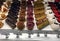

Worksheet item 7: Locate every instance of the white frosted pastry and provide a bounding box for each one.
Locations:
[46,13,54,18]
[48,18,54,24]
[51,24,60,31]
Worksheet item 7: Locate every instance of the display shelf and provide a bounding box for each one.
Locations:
[0,29,60,38]
[0,29,60,35]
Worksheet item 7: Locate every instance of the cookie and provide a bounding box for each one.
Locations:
[0,22,4,28]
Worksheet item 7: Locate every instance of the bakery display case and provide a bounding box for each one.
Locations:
[0,0,60,41]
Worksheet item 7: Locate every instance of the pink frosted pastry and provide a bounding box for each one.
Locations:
[27,21,34,30]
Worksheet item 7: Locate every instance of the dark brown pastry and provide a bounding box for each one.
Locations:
[7,15,18,20]
[19,14,25,21]
[6,19,16,29]
[17,21,25,31]
[20,8,26,13]
[7,17,17,23]
[21,0,26,8]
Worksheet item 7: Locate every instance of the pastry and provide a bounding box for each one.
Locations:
[7,15,18,20]
[36,15,46,21]
[27,21,34,30]
[6,1,20,29]
[1,14,6,19]
[0,22,4,28]
[27,13,33,16]
[7,17,17,23]
[19,15,25,21]
[6,19,16,29]
[34,8,45,14]
[17,21,25,31]
[20,8,26,13]
[27,7,33,13]
[21,0,26,8]
[6,1,11,7]
[36,19,49,30]
[35,13,45,18]
[1,5,8,13]
[27,15,34,22]
[34,2,44,8]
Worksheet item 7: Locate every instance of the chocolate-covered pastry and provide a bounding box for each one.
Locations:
[20,8,26,17]
[6,19,16,25]
[20,8,26,13]
[7,17,17,23]
[16,0,26,31]
[6,19,16,29]
[6,1,20,29]
[19,15,25,21]
[8,12,18,16]
[7,15,18,20]
[17,21,25,31]
[19,8,26,22]
[21,0,26,8]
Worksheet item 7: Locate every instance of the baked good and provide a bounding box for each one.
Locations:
[36,18,49,30]
[35,13,45,18]
[0,22,4,28]
[6,19,16,29]
[36,15,46,21]
[27,21,34,30]
[27,15,34,22]
[17,21,25,31]
[34,8,45,14]
[1,14,6,19]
